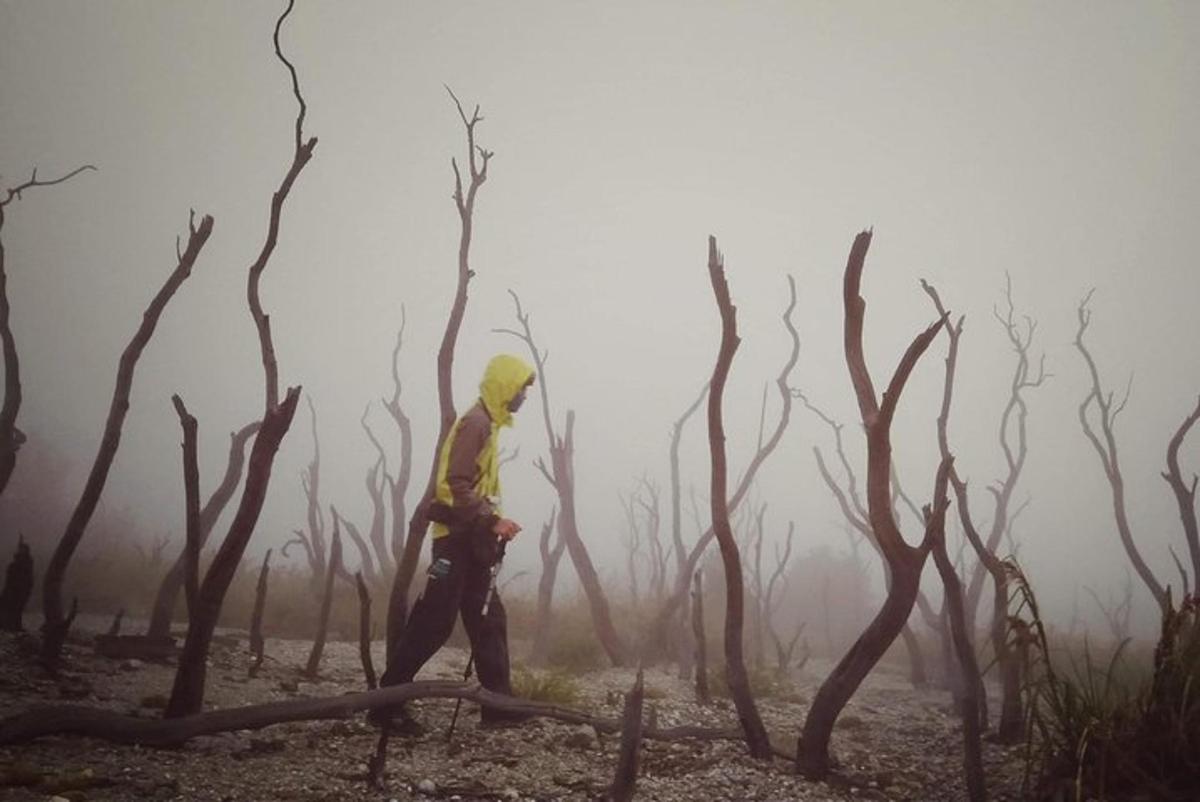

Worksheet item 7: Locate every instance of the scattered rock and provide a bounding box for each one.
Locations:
[564,723,596,750]
[416,778,437,794]
[119,658,144,671]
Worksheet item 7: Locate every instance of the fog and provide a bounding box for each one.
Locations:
[1,1,1197,639]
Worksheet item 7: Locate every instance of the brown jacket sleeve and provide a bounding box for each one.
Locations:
[446,406,497,526]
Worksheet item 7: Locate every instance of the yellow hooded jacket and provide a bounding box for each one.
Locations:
[430,354,535,539]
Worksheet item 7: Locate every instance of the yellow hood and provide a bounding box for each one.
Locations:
[479,354,535,427]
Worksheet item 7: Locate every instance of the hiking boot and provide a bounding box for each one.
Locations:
[367,704,428,737]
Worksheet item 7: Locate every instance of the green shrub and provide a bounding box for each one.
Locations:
[511,666,580,705]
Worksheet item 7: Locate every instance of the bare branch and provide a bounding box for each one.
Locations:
[2,164,96,209]
[273,0,307,153]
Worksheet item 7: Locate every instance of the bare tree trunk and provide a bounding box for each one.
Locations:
[387,90,492,652]
[171,396,202,624]
[691,571,710,705]
[928,471,987,802]
[359,409,394,577]
[0,165,95,499]
[670,382,707,679]
[530,508,564,665]
[705,235,771,759]
[40,211,214,666]
[381,309,413,569]
[762,523,796,674]
[607,669,645,802]
[305,517,342,678]
[748,504,768,669]
[798,230,946,778]
[248,550,271,678]
[148,421,259,640]
[166,0,314,716]
[646,275,800,664]
[898,624,928,688]
[0,537,33,631]
[355,571,377,690]
[334,506,378,588]
[802,395,941,689]
[284,396,327,587]
[496,291,630,665]
[1162,397,1200,589]
[167,389,301,716]
[1074,292,1168,611]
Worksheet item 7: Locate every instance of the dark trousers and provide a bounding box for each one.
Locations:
[379,529,513,707]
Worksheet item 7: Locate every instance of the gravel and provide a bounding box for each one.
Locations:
[0,627,1025,800]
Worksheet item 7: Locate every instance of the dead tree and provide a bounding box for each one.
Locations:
[923,277,1043,742]
[646,273,800,665]
[762,523,801,673]
[925,460,986,802]
[799,391,934,688]
[798,230,946,778]
[0,536,33,631]
[1075,292,1170,612]
[620,492,643,608]
[379,308,413,569]
[165,0,313,716]
[637,478,668,602]
[495,289,630,665]
[170,396,202,632]
[359,405,393,577]
[386,89,492,653]
[1086,572,1133,642]
[670,381,708,678]
[1162,397,1200,594]
[529,508,564,665]
[248,550,271,678]
[333,505,378,588]
[746,503,770,668]
[147,420,259,640]
[0,164,95,499]
[168,386,301,716]
[355,571,377,689]
[39,210,214,665]
[692,571,710,704]
[305,514,342,678]
[705,235,772,759]
[283,395,327,586]
[607,669,645,802]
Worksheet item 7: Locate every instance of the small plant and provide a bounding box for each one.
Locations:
[511,666,580,705]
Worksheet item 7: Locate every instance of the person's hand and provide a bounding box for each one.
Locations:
[492,518,522,541]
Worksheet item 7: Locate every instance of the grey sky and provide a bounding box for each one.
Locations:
[1,1,1197,634]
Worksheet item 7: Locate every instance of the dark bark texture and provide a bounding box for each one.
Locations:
[40,212,214,665]
[798,230,945,778]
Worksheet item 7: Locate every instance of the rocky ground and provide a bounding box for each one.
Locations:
[0,624,1026,801]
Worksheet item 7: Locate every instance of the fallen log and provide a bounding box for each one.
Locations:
[0,679,785,756]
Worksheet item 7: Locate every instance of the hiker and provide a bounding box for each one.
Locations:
[370,353,536,732]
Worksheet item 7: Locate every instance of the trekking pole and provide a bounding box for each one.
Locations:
[446,538,507,743]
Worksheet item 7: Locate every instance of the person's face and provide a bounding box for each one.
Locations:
[508,386,528,413]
